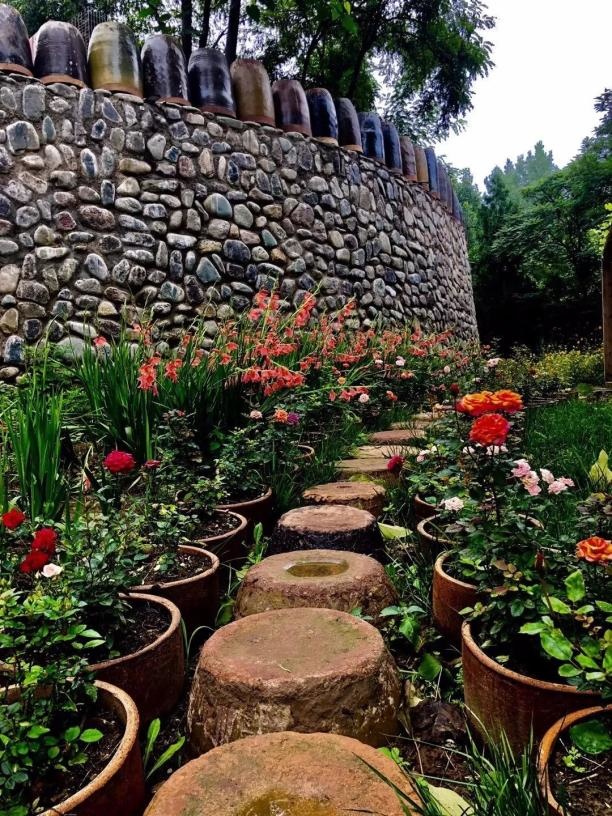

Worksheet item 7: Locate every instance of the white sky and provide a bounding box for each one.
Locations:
[438,0,612,190]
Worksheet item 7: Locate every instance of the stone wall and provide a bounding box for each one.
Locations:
[0,72,478,371]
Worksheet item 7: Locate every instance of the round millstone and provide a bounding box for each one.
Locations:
[144,731,414,816]
[234,548,397,620]
[187,607,400,753]
[302,480,386,517]
[369,428,426,444]
[353,444,419,458]
[269,504,382,556]
[336,457,395,479]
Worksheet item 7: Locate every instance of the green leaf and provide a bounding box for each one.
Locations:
[378,522,410,540]
[548,597,571,615]
[398,615,419,646]
[63,726,80,743]
[540,630,574,661]
[565,570,586,602]
[558,664,581,678]
[596,601,612,613]
[418,653,442,681]
[570,719,612,754]
[26,725,50,739]
[519,622,546,634]
[80,729,103,744]
[145,736,185,780]
[426,782,474,815]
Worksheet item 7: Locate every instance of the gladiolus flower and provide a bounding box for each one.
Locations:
[165,359,183,382]
[442,497,464,512]
[42,563,63,578]
[469,414,510,447]
[104,450,137,474]
[20,550,50,573]
[32,528,57,555]
[387,455,404,475]
[2,508,26,529]
[576,536,612,563]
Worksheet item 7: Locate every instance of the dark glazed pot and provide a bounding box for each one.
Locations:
[381,120,402,174]
[32,21,88,87]
[358,112,385,162]
[272,79,311,135]
[142,34,189,105]
[437,160,449,210]
[399,136,417,181]
[231,58,275,125]
[414,144,429,189]
[424,147,439,199]
[0,5,33,76]
[188,47,235,117]
[452,190,462,222]
[88,22,143,97]
[307,88,338,145]
[335,97,362,152]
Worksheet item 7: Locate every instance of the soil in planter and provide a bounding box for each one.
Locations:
[194,510,244,538]
[107,602,170,659]
[549,714,612,816]
[221,485,268,504]
[139,550,215,585]
[33,706,123,811]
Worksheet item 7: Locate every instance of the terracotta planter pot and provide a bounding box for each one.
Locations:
[400,136,417,181]
[413,493,437,521]
[381,120,402,174]
[272,79,311,135]
[537,704,612,815]
[306,87,338,145]
[188,47,235,116]
[142,34,189,105]
[0,5,33,76]
[193,510,248,567]
[416,516,451,559]
[335,97,362,152]
[88,22,143,98]
[231,58,275,125]
[425,146,440,199]
[414,144,429,189]
[131,545,220,633]
[218,487,274,535]
[32,21,88,87]
[89,593,184,724]
[462,622,602,754]
[358,111,385,162]
[298,443,315,462]
[432,552,478,646]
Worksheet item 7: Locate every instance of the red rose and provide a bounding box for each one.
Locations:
[469,413,510,447]
[2,507,26,529]
[20,550,50,573]
[104,450,136,474]
[32,528,58,555]
[387,455,405,475]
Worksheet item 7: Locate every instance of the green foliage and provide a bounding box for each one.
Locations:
[143,718,185,781]
[570,718,612,754]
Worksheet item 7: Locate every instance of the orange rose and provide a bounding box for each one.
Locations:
[469,413,510,446]
[491,390,524,414]
[576,536,612,563]
[457,391,496,416]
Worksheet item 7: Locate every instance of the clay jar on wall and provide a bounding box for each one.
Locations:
[424,146,440,199]
[306,87,338,145]
[272,79,311,135]
[188,48,235,117]
[142,34,189,105]
[414,144,429,189]
[335,97,362,152]
[381,120,402,174]
[230,58,275,126]
[358,112,385,162]
[32,21,88,87]
[0,5,33,76]
[399,136,417,181]
[88,21,143,98]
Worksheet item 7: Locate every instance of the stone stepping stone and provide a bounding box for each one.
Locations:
[234,548,397,621]
[353,444,419,458]
[187,607,400,754]
[269,504,382,555]
[369,428,426,444]
[336,457,394,479]
[144,731,414,816]
[303,480,386,517]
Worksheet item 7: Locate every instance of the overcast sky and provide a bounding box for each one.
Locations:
[438,0,612,190]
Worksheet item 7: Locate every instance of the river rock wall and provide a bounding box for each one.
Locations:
[0,72,477,371]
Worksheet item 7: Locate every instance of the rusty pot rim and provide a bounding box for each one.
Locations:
[89,592,181,672]
[193,509,248,545]
[414,493,437,509]
[416,515,452,546]
[435,551,477,592]
[132,544,220,593]
[536,703,612,815]
[218,487,273,511]
[461,621,602,696]
[42,680,140,815]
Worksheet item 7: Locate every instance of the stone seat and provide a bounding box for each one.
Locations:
[144,731,415,816]
[187,607,400,754]
[234,548,397,620]
[270,504,382,555]
[302,480,386,517]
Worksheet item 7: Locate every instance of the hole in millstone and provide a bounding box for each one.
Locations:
[285,560,349,578]
[239,792,339,816]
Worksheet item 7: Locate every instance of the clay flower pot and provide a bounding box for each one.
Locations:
[0,4,33,76]
[218,487,274,535]
[88,21,143,98]
[432,552,478,646]
[306,87,338,145]
[89,593,185,724]
[272,78,311,135]
[142,34,189,105]
[32,21,88,87]
[358,112,385,162]
[413,493,437,521]
[424,147,440,199]
[230,58,275,126]
[461,622,602,754]
[381,120,402,174]
[400,136,417,181]
[194,510,248,567]
[188,47,235,116]
[416,515,452,560]
[131,545,220,633]
[414,144,429,189]
[537,704,612,816]
[335,97,362,152]
[298,443,315,462]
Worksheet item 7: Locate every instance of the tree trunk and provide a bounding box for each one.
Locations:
[182,0,193,60]
[199,0,212,48]
[225,0,241,65]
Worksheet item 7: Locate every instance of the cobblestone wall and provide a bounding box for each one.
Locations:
[0,73,478,374]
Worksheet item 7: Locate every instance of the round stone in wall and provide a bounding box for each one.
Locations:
[187,607,400,753]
